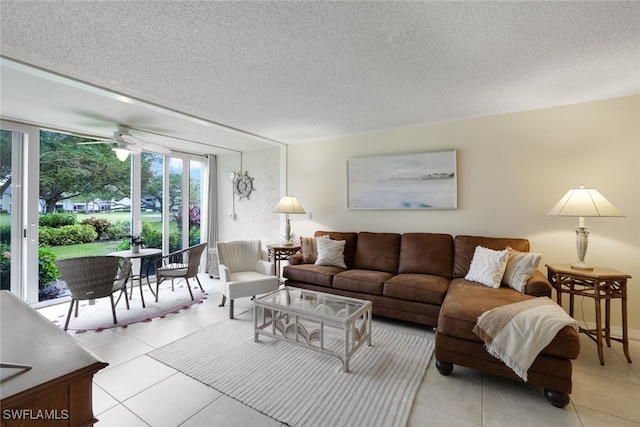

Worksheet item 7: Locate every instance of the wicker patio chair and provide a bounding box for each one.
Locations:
[56,256,132,331]
[154,242,207,302]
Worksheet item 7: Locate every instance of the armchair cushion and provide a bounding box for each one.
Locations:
[256,259,275,276]
[156,263,188,277]
[217,240,279,301]
[223,270,279,300]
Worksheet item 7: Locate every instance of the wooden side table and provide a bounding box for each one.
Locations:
[267,244,301,279]
[546,263,632,365]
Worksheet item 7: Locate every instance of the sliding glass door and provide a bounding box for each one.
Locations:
[1,120,209,305]
[0,121,40,303]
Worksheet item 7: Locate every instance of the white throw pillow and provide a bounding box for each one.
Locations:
[502,246,542,293]
[315,237,346,268]
[465,246,508,288]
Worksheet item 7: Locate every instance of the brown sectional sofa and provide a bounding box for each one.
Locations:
[283,231,580,407]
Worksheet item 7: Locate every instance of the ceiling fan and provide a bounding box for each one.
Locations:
[80,125,171,161]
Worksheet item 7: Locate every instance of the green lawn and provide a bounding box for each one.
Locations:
[1,211,172,260]
[0,212,9,227]
[51,241,123,259]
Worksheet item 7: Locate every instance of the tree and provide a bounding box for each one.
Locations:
[0,130,13,197]
[39,131,131,213]
[141,153,163,212]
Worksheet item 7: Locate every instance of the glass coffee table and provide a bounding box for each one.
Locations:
[253,287,372,372]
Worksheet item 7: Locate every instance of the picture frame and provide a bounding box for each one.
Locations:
[347,149,457,210]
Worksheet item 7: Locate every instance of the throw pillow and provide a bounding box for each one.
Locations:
[465,246,508,288]
[502,246,542,293]
[315,237,347,269]
[300,236,318,263]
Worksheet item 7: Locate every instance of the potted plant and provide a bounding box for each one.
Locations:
[130,234,144,253]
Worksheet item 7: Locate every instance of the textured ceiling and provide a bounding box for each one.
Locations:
[1,1,639,149]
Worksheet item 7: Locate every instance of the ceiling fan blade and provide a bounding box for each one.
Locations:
[138,142,171,154]
[78,140,114,145]
[119,133,147,145]
[119,130,170,154]
[126,144,143,155]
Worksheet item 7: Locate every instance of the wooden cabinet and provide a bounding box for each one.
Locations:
[1,291,108,426]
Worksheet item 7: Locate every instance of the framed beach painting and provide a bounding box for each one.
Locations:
[347,149,457,210]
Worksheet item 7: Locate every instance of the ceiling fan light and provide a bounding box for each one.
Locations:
[112,147,131,161]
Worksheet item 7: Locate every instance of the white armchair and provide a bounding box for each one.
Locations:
[216,240,280,319]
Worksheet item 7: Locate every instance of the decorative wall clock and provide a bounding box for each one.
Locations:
[233,171,254,200]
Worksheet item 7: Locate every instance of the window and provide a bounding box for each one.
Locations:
[2,123,210,305]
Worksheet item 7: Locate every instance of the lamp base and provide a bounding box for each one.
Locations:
[571,261,593,271]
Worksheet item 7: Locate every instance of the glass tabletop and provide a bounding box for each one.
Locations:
[255,287,369,322]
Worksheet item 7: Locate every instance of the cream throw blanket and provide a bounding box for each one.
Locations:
[472,297,578,381]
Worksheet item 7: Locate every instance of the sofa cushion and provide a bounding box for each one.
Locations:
[384,274,449,305]
[352,232,401,274]
[398,233,453,278]
[453,235,530,278]
[437,279,580,359]
[333,269,393,295]
[314,231,358,268]
[283,264,345,288]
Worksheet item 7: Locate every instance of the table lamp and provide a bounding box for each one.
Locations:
[275,196,306,245]
[547,185,624,270]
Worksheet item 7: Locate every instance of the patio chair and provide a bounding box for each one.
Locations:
[216,240,280,319]
[154,242,208,302]
[56,256,132,331]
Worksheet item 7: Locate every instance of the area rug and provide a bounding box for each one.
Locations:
[148,320,433,427]
[46,282,206,333]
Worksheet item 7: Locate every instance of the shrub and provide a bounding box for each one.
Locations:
[80,217,111,240]
[1,242,10,282]
[0,243,60,290]
[39,212,76,228]
[39,224,97,246]
[38,245,59,289]
[142,223,162,248]
[106,220,128,240]
[173,206,201,231]
[0,225,10,242]
[115,222,161,250]
[189,226,201,247]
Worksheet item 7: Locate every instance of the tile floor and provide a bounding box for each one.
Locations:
[37,275,640,427]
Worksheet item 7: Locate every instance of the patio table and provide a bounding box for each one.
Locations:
[108,248,162,308]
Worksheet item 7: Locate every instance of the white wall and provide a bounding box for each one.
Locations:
[217,147,284,249]
[284,95,640,333]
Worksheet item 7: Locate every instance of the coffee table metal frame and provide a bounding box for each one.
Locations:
[253,287,372,372]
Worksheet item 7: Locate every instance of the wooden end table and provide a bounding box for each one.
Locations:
[267,244,301,279]
[546,263,632,365]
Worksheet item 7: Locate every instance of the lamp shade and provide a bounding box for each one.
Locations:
[547,185,623,217]
[274,196,306,214]
[112,147,132,162]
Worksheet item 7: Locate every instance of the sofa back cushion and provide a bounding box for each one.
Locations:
[353,232,401,274]
[453,235,530,278]
[314,231,358,269]
[398,233,454,278]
